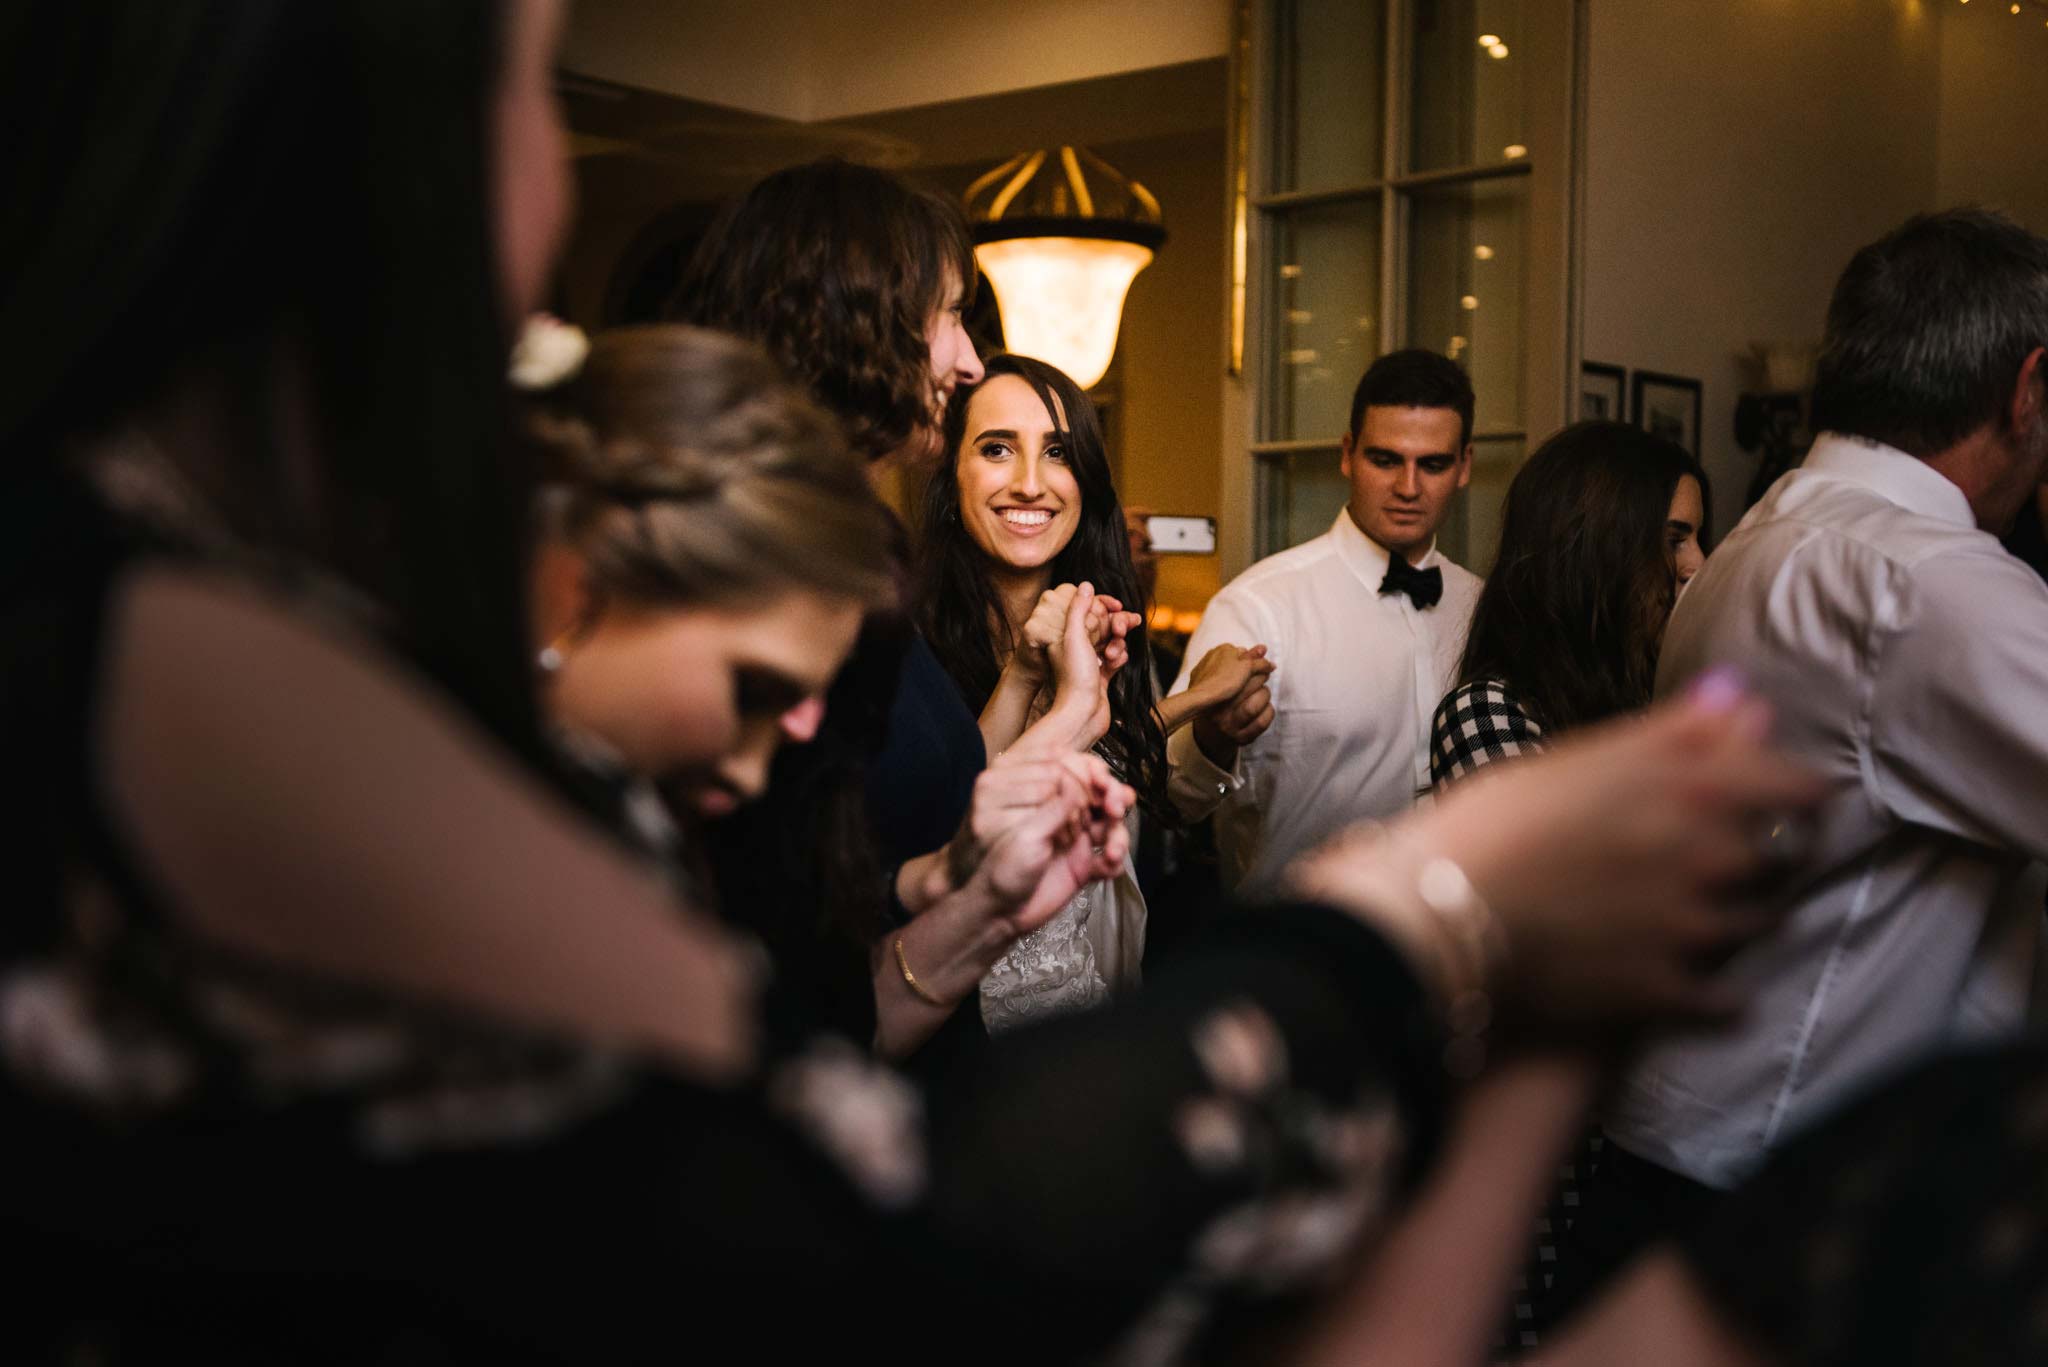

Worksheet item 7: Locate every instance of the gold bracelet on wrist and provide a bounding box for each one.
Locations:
[1297,824,1506,1079]
[893,936,950,1008]
[1411,855,1506,1079]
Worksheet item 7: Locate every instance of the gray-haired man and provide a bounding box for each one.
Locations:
[1547,208,2048,1325]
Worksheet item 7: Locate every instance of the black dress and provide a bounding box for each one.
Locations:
[702,620,985,1046]
[1,450,1453,1363]
[866,631,987,875]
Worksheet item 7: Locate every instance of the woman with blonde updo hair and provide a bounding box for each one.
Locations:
[526,324,897,824]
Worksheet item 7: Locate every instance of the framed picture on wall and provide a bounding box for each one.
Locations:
[1579,361,1627,421]
[1632,371,1703,457]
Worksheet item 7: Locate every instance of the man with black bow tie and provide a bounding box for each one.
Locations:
[1163,350,1481,896]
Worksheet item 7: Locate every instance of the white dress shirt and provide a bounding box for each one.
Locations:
[1163,508,1481,897]
[1609,433,2048,1189]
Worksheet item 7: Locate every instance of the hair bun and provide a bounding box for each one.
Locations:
[579,443,724,505]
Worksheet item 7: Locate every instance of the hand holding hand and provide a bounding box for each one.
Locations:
[1013,582,1112,753]
[1186,642,1275,709]
[1014,585,1078,685]
[944,749,1101,891]
[1189,645,1277,766]
[1019,584,1142,686]
[971,751,1132,937]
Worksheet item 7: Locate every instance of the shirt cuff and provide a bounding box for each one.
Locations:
[1167,722,1244,819]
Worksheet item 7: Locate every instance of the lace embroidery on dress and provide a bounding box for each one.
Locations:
[979,886,1110,1034]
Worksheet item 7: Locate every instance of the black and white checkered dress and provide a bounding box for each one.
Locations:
[1429,678,1599,1354]
[1429,678,1544,789]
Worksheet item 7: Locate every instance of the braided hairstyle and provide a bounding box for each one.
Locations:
[525,325,905,959]
[527,325,897,615]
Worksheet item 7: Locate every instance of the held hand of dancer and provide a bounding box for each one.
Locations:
[934,749,1109,894]
[1012,585,1081,686]
[879,750,1128,1056]
[1018,584,1141,686]
[1188,642,1275,709]
[969,751,1132,937]
[1095,595,1141,682]
[1293,678,1825,1030]
[1188,648,1277,767]
[1008,582,1115,756]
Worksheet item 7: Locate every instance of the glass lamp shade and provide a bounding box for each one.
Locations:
[974,237,1154,390]
[965,146,1166,390]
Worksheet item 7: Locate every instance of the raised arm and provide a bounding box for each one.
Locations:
[894,585,1125,918]
[973,582,1136,760]
[1163,589,1275,820]
[1155,641,1275,736]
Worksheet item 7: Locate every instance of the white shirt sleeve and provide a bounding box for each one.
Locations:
[1867,546,2048,862]
[1162,586,1268,821]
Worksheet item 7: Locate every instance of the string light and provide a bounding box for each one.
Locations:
[1474,244,1496,260]
[1487,41,1510,58]
[1503,144,1528,159]
[1477,33,1501,45]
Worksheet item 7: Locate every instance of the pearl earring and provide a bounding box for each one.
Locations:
[536,644,565,674]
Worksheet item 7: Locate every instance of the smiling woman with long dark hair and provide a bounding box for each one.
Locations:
[915,354,1165,1027]
[917,354,1280,1028]
[920,356,1166,801]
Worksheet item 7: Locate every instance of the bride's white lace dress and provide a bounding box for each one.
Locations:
[980,818,1146,1034]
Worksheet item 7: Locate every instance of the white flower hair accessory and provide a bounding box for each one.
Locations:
[508,313,589,391]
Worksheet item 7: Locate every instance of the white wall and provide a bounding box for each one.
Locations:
[1581,0,1943,540]
[1937,1,2048,232]
[562,0,1231,122]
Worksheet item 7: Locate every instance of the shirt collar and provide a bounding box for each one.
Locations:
[1330,507,1438,594]
[1802,432,1976,529]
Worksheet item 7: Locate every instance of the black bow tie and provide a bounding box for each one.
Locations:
[1379,557,1443,609]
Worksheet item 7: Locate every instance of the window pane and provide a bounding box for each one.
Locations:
[1258,449,1351,553]
[1407,0,1525,173]
[1271,202,1381,441]
[1270,0,1385,193]
[1405,176,1524,433]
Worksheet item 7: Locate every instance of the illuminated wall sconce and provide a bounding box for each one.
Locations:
[964,146,1166,390]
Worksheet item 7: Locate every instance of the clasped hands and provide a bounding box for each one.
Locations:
[1007,582,1277,759]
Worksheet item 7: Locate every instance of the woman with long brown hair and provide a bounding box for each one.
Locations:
[1431,420,1710,784]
